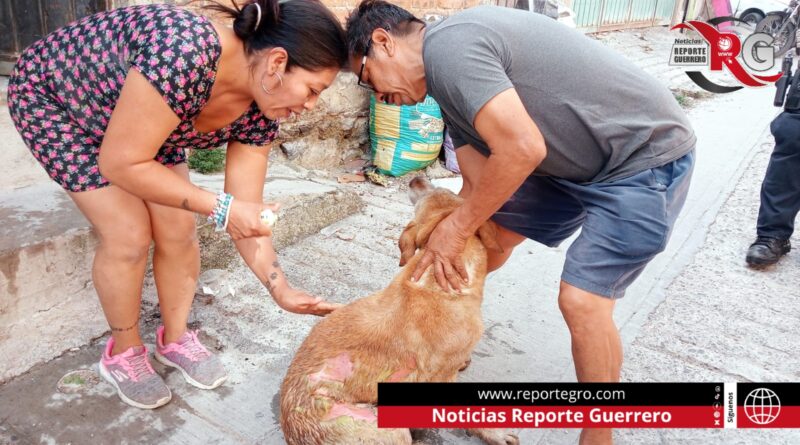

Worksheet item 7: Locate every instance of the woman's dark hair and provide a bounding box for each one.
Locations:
[345,0,424,57]
[202,0,347,71]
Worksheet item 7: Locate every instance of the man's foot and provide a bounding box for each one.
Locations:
[154,326,228,390]
[98,337,172,409]
[746,237,791,267]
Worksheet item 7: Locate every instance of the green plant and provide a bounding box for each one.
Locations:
[671,88,712,109]
[673,92,690,108]
[61,374,86,385]
[188,148,226,174]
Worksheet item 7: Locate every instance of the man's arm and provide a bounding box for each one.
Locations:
[412,88,546,290]
[453,88,546,234]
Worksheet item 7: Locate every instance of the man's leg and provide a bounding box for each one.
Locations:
[748,111,800,266]
[558,282,620,445]
[558,283,621,381]
[486,227,526,272]
[556,151,694,445]
[757,111,800,238]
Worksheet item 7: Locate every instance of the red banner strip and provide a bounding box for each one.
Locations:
[378,406,722,429]
[737,406,800,428]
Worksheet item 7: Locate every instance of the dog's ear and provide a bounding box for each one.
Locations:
[477,220,504,253]
[408,176,434,204]
[413,209,449,249]
[398,221,419,267]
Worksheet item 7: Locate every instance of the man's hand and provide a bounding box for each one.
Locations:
[409,88,545,290]
[272,287,342,316]
[411,213,473,291]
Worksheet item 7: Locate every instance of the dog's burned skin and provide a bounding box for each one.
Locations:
[279,177,518,445]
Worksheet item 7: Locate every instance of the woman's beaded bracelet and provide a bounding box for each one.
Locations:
[208,192,234,232]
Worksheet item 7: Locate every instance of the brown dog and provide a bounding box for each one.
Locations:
[279,177,519,445]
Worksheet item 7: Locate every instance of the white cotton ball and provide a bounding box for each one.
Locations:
[260,209,278,227]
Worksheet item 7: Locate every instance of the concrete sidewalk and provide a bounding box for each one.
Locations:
[617,101,800,445]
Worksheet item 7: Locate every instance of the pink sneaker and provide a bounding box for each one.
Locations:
[154,326,227,390]
[98,337,171,409]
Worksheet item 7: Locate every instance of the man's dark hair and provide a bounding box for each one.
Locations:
[345,0,425,57]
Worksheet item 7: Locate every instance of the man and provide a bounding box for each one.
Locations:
[745,110,799,267]
[346,2,695,443]
[742,21,800,268]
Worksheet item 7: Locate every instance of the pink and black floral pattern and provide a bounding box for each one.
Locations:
[6,4,279,192]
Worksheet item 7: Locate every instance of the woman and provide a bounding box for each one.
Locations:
[6,0,344,409]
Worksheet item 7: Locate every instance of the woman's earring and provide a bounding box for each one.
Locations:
[261,71,284,95]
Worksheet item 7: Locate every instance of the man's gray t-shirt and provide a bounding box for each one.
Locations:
[423,6,696,183]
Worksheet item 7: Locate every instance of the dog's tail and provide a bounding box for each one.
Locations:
[280,374,412,445]
[280,372,327,445]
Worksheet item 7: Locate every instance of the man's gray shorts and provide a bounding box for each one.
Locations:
[492,150,695,299]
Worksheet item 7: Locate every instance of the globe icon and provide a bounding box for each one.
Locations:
[744,388,781,425]
[719,37,732,51]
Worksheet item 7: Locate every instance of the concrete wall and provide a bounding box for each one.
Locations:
[0,182,104,383]
[108,0,491,22]
[327,0,490,22]
[0,84,51,191]
[276,75,371,169]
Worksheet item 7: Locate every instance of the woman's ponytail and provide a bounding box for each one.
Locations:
[234,0,280,40]
[202,0,347,71]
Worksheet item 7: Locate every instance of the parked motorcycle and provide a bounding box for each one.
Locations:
[756,0,800,57]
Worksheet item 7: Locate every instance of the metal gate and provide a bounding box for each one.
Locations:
[571,0,677,32]
[1,0,108,75]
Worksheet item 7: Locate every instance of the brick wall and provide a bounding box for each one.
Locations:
[109,0,493,22]
[327,0,490,22]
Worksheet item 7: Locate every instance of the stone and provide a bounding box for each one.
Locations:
[274,74,371,170]
[190,169,365,271]
[279,140,307,161]
[424,159,456,179]
[56,369,100,394]
[196,269,235,301]
[335,231,356,241]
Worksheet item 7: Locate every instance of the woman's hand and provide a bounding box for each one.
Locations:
[226,200,280,240]
[272,286,342,316]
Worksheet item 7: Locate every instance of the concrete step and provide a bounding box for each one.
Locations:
[0,181,101,384]
[1,104,52,191]
[191,164,364,270]
[0,163,363,383]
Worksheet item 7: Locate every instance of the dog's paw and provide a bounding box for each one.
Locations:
[487,431,519,445]
[501,432,520,445]
[458,357,472,372]
[468,428,519,445]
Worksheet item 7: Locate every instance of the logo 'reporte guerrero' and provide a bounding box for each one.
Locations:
[670,17,783,93]
[669,38,709,66]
